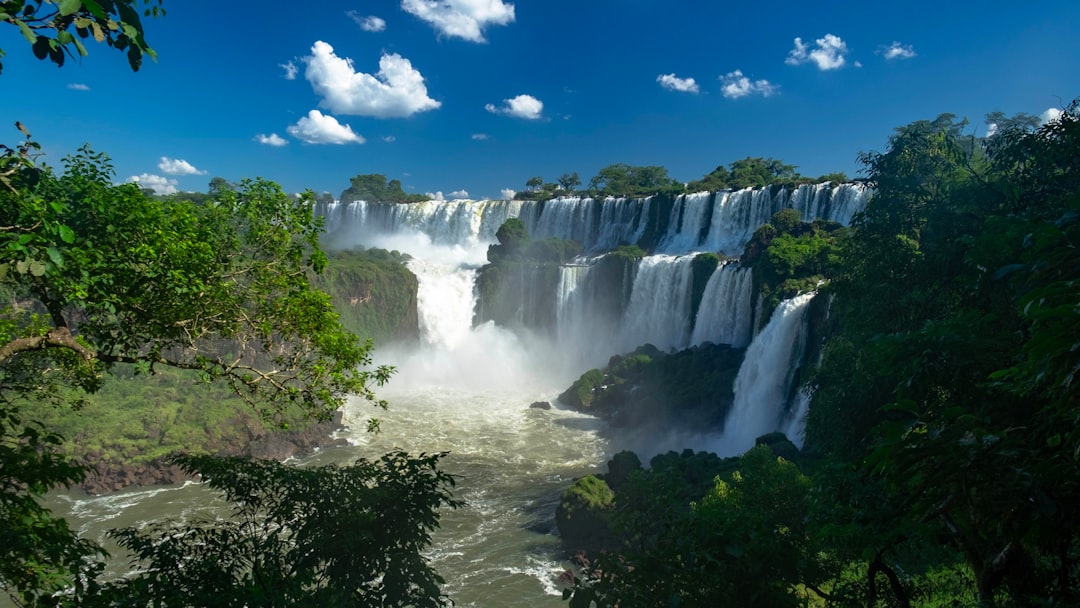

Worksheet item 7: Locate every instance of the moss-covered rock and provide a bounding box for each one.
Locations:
[558,342,745,432]
[556,475,617,552]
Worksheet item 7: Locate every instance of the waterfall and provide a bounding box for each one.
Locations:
[317,184,868,257]
[318,199,523,248]
[617,255,697,353]
[689,262,754,348]
[716,292,815,455]
[519,196,653,253]
[409,255,478,349]
[656,192,713,253]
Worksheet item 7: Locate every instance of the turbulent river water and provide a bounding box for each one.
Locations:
[46,239,628,607]
[43,187,847,605]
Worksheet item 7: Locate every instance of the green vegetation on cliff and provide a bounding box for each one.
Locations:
[741,208,845,321]
[474,219,582,332]
[311,248,419,344]
[564,105,1080,607]
[558,343,744,430]
[339,173,430,203]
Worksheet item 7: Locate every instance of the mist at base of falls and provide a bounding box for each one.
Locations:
[44,188,856,607]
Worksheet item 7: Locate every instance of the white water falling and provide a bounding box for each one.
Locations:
[656,192,713,253]
[699,188,780,255]
[713,292,816,456]
[780,388,812,449]
[618,255,696,353]
[689,262,754,348]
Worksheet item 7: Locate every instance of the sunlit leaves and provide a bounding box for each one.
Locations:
[0,0,165,73]
[85,452,460,607]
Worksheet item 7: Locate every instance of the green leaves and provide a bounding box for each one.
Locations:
[0,0,165,74]
[58,0,83,16]
[85,452,459,607]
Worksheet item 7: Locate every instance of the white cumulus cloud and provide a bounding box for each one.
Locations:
[449,189,469,199]
[302,41,441,119]
[880,41,916,60]
[402,0,515,43]
[128,174,178,195]
[1042,107,1064,124]
[485,94,543,120]
[348,11,386,32]
[67,83,90,91]
[281,61,298,80]
[471,133,489,140]
[427,191,445,201]
[383,135,397,142]
[986,123,999,138]
[786,34,849,70]
[256,133,288,146]
[720,70,778,99]
[656,73,699,94]
[500,188,516,200]
[158,157,207,176]
[287,110,365,144]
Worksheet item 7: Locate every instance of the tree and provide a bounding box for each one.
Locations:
[587,163,684,198]
[565,446,824,608]
[0,0,165,74]
[0,136,395,603]
[208,175,235,197]
[808,105,1080,605]
[558,171,581,193]
[340,174,428,204]
[525,175,543,191]
[83,452,460,608]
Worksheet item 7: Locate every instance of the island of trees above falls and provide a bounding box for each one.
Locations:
[4,92,1080,607]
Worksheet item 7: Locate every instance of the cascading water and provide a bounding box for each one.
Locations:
[689,262,754,348]
[713,292,816,456]
[617,255,697,353]
[53,184,863,608]
[318,183,868,258]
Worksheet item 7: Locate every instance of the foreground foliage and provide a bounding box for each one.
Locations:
[0,135,406,603]
[82,452,460,608]
[565,104,1080,606]
[0,0,164,75]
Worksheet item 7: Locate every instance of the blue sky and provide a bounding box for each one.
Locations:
[1,0,1077,199]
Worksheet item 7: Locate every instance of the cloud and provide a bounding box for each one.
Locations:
[256,133,288,146]
[281,61,298,80]
[986,122,999,138]
[383,135,396,142]
[880,41,916,60]
[67,83,90,91]
[720,70,778,99]
[656,73,699,94]
[158,157,207,176]
[402,0,515,43]
[1042,107,1064,124]
[128,174,178,195]
[287,110,365,144]
[485,94,543,120]
[500,188,516,200]
[786,34,849,70]
[302,41,441,119]
[348,11,386,32]
[427,191,445,201]
[471,133,489,140]
[449,189,469,199]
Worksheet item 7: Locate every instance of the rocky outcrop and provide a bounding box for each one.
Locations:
[79,412,349,495]
[558,342,745,432]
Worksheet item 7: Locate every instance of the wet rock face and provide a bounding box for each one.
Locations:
[79,412,349,495]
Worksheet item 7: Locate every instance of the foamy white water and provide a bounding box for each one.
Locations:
[712,292,816,456]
